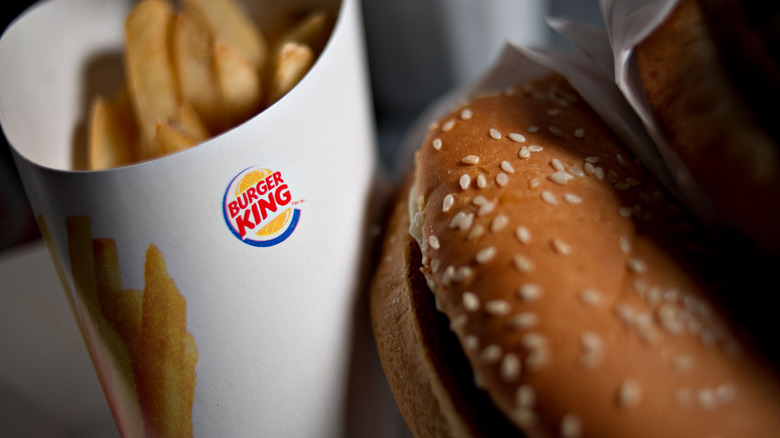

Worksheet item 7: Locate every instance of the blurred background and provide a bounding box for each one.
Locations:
[0,0,603,435]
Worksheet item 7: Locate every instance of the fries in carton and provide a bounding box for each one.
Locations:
[0,0,398,435]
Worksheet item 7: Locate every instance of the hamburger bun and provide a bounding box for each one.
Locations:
[635,0,780,254]
[369,74,780,437]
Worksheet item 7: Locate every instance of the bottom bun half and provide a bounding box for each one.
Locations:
[369,74,780,438]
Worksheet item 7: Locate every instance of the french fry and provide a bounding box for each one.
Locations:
[213,40,263,125]
[283,11,332,56]
[124,0,179,159]
[180,0,267,71]
[156,121,198,156]
[87,88,138,170]
[171,12,227,134]
[175,102,210,142]
[269,41,314,105]
[135,244,197,438]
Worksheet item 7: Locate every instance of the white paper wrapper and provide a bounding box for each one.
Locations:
[0,0,399,436]
[396,18,679,197]
[600,0,715,220]
[396,3,709,224]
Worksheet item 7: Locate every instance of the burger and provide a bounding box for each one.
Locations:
[368,72,780,437]
[635,0,780,254]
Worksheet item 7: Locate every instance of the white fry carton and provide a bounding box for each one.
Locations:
[0,0,398,436]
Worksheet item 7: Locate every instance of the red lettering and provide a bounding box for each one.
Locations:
[275,184,291,206]
[266,174,276,191]
[246,187,258,203]
[273,172,284,186]
[237,192,249,210]
[234,208,255,238]
[229,200,240,218]
[255,179,267,196]
[257,194,278,221]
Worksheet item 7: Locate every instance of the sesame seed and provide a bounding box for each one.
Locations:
[449,314,468,332]
[480,344,503,363]
[567,166,585,178]
[549,126,565,137]
[515,226,531,243]
[491,215,509,232]
[414,211,423,227]
[574,128,585,138]
[478,202,495,216]
[615,183,631,191]
[462,155,479,165]
[476,174,487,189]
[460,108,472,120]
[501,354,522,382]
[618,207,633,218]
[585,156,601,164]
[442,266,455,285]
[462,291,480,312]
[617,154,628,168]
[546,108,561,117]
[442,194,454,212]
[509,132,526,143]
[512,408,537,427]
[552,158,565,171]
[485,299,511,316]
[496,173,509,187]
[561,414,582,438]
[519,147,531,159]
[442,119,456,132]
[564,193,583,204]
[428,235,440,250]
[526,347,551,371]
[627,258,647,274]
[584,162,595,175]
[580,289,602,306]
[476,246,497,264]
[619,380,643,408]
[473,196,488,206]
[450,211,474,230]
[528,145,544,152]
[581,332,603,351]
[518,284,542,301]
[516,385,536,408]
[619,236,632,254]
[467,224,485,240]
[454,266,473,282]
[594,167,605,180]
[508,312,538,330]
[463,335,480,351]
[607,170,619,183]
[530,178,541,188]
[473,371,485,389]
[626,177,640,186]
[549,171,573,185]
[432,138,442,150]
[501,160,515,174]
[716,383,737,404]
[541,191,557,205]
[459,174,471,190]
[528,125,540,133]
[513,254,535,273]
[489,128,502,139]
[552,238,572,255]
[699,389,718,410]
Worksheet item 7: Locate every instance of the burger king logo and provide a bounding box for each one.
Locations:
[223,166,302,247]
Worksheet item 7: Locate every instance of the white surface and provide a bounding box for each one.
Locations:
[0,240,119,437]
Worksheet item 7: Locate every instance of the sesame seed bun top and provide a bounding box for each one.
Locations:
[370,73,780,438]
